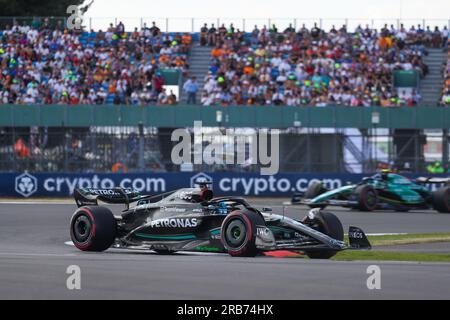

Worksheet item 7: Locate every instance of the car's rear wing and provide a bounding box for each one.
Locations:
[416,177,450,185]
[74,188,141,209]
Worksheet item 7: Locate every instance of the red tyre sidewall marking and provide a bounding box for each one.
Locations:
[72,207,96,250]
[222,212,253,256]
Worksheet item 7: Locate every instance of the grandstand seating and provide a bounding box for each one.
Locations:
[441,51,450,106]
[1,21,449,107]
[198,24,448,107]
[0,24,190,105]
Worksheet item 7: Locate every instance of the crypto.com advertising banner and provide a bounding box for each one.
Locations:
[0,172,446,198]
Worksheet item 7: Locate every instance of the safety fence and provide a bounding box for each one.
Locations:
[1,16,449,33]
[1,127,449,174]
[1,105,449,129]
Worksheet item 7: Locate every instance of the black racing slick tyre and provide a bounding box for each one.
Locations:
[70,206,117,252]
[432,187,450,213]
[305,211,344,259]
[221,210,265,257]
[305,181,328,209]
[355,185,378,211]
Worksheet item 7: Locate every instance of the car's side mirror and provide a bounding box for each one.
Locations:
[262,207,272,212]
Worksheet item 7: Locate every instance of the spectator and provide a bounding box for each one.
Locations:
[116,21,125,34]
[167,90,177,104]
[431,26,442,48]
[427,162,445,173]
[442,26,449,48]
[441,51,450,106]
[157,88,168,104]
[199,23,433,107]
[200,23,208,46]
[183,76,199,104]
[208,23,217,46]
[0,21,191,106]
[149,21,161,37]
[113,92,122,105]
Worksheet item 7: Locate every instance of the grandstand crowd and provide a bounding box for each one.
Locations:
[199,23,449,107]
[442,50,450,106]
[0,19,449,107]
[0,19,191,105]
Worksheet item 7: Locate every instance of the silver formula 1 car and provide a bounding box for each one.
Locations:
[70,182,371,259]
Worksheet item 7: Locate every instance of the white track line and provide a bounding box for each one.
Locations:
[365,233,408,236]
[0,201,71,205]
[64,241,228,256]
[343,233,408,236]
[0,252,78,257]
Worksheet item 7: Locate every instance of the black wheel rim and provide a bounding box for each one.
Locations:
[73,215,92,243]
[225,220,246,248]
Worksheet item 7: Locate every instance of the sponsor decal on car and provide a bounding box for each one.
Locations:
[160,206,187,213]
[257,227,271,237]
[178,190,195,200]
[86,189,120,196]
[148,218,198,228]
[349,231,364,239]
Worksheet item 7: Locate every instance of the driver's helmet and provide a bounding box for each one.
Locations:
[380,169,391,180]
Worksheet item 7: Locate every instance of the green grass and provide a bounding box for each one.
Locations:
[289,233,450,262]
[335,232,450,262]
[332,250,450,263]
[344,232,450,247]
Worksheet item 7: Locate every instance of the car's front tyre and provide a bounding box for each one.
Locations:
[304,211,344,259]
[221,210,264,257]
[305,181,328,209]
[70,206,117,252]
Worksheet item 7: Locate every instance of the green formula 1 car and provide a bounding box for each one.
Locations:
[289,172,450,213]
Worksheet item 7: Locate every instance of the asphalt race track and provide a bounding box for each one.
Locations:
[1,201,450,300]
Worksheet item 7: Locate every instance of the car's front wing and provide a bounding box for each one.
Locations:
[256,214,371,252]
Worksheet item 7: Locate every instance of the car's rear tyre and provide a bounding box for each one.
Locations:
[70,206,117,252]
[305,181,328,209]
[221,210,264,257]
[432,186,450,213]
[355,185,378,211]
[304,211,344,259]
